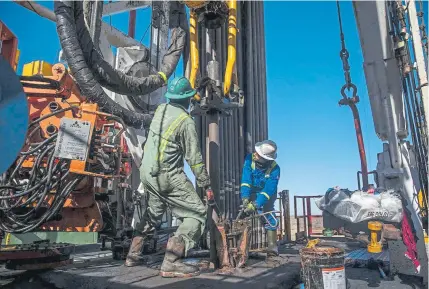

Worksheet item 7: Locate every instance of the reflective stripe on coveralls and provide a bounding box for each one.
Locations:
[156,112,189,161]
[240,153,280,231]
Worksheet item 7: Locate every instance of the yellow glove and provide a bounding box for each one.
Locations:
[245,201,256,213]
[242,198,249,207]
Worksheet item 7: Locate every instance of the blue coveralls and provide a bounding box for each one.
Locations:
[240,153,280,231]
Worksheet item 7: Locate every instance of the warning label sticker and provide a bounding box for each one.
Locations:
[54,118,91,161]
[322,267,346,289]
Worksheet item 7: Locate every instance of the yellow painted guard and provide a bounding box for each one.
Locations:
[22,60,53,76]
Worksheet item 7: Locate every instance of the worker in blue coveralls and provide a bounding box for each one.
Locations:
[240,140,280,256]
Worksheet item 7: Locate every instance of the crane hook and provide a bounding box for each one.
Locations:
[340,83,359,104]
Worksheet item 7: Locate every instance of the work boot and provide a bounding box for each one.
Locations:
[160,236,200,278]
[265,230,279,257]
[125,236,146,267]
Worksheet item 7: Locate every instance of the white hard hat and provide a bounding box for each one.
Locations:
[255,140,277,161]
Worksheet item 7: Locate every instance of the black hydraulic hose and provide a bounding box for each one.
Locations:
[73,1,187,96]
[75,2,162,96]
[54,1,152,129]
[19,166,69,209]
[29,107,75,127]
[20,135,57,155]
[0,171,77,233]
[25,144,55,190]
[42,177,82,225]
[34,151,57,212]
[403,79,427,185]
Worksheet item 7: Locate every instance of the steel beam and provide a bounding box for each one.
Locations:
[102,1,151,17]
[101,23,145,48]
[86,1,104,51]
[353,1,428,283]
[407,0,429,173]
[14,1,147,49]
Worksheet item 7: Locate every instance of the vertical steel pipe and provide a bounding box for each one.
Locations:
[194,1,268,222]
[245,2,254,152]
[408,0,429,150]
[200,26,207,174]
[302,197,307,236]
[294,195,300,234]
[254,1,261,143]
[233,112,240,217]
[229,116,234,219]
[260,1,268,140]
[236,2,245,210]
[249,1,260,143]
[280,190,291,241]
[87,1,104,51]
[306,197,313,236]
[214,28,226,219]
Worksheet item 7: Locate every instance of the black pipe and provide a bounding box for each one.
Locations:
[54,1,152,129]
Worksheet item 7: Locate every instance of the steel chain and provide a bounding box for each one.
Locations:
[336,1,358,101]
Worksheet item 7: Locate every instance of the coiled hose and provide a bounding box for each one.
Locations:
[54,1,188,128]
[54,1,148,129]
[0,128,80,233]
[76,0,188,96]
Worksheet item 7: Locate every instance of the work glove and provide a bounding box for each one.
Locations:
[242,198,250,208]
[244,201,257,214]
[205,186,215,207]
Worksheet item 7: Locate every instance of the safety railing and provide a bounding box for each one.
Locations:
[294,195,323,239]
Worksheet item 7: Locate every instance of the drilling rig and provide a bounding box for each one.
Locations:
[0,0,427,284]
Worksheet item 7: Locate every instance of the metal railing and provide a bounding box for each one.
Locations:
[294,195,323,238]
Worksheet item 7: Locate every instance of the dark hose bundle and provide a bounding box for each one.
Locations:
[75,1,187,97]
[54,1,151,129]
[0,120,83,233]
[54,1,188,129]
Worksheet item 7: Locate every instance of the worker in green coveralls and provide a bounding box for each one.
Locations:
[125,76,213,278]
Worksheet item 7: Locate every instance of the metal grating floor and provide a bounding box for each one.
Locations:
[345,248,390,266]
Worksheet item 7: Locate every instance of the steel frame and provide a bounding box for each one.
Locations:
[294,195,323,238]
[102,1,151,16]
[14,1,150,49]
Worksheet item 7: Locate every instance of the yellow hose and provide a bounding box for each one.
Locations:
[223,0,237,96]
[189,11,199,88]
[5,233,11,245]
[189,11,200,101]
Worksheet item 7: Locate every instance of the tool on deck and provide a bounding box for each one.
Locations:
[367,221,383,253]
[0,240,74,270]
[210,200,280,273]
[306,239,321,249]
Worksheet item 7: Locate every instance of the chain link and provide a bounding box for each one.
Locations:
[336,1,357,101]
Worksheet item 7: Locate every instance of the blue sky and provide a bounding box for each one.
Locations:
[1,1,427,214]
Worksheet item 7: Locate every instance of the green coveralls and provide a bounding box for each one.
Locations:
[137,103,211,253]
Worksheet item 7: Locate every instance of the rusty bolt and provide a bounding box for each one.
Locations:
[54,66,63,74]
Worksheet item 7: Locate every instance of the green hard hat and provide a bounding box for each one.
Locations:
[165,76,196,100]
